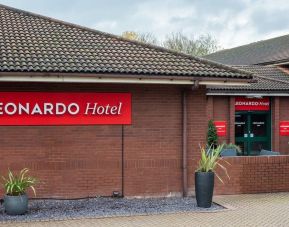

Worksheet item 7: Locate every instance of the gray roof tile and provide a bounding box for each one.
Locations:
[208,65,289,93]
[204,35,289,65]
[0,4,252,80]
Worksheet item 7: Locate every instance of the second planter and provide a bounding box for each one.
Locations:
[195,171,214,208]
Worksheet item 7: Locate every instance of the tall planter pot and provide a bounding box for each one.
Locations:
[195,171,214,208]
[4,194,28,215]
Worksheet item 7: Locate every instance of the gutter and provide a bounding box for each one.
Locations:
[0,72,252,86]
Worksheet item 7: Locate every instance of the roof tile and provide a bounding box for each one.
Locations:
[208,65,289,93]
[0,4,252,80]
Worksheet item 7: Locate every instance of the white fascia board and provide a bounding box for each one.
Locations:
[0,75,250,86]
[199,81,250,86]
[0,75,194,85]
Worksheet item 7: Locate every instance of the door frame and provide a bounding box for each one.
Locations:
[235,110,271,156]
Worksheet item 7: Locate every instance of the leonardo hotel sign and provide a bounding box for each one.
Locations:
[0,92,131,125]
[235,97,270,111]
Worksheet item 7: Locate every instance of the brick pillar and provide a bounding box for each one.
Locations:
[207,96,214,121]
[273,97,280,151]
[229,96,235,144]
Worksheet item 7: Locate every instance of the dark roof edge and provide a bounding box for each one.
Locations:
[207,91,289,95]
[257,59,289,66]
[0,4,253,79]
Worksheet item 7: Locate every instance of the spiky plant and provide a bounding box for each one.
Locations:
[2,168,37,196]
[196,144,230,183]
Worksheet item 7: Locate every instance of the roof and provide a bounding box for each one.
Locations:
[204,35,289,65]
[208,65,289,94]
[0,4,252,80]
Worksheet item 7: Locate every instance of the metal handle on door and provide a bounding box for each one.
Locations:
[250,133,254,138]
[244,133,248,138]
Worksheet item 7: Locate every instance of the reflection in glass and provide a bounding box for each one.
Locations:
[251,142,269,155]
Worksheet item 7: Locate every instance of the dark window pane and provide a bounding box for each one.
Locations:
[235,114,247,137]
[251,114,267,137]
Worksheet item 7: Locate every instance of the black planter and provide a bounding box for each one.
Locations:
[4,194,28,215]
[195,171,214,208]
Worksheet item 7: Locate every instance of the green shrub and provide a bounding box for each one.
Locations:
[2,168,37,196]
[207,119,218,148]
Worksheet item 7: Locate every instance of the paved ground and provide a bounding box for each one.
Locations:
[2,193,289,227]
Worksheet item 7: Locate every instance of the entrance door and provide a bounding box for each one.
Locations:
[235,112,271,155]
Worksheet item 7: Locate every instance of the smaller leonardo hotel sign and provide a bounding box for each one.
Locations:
[280,121,289,136]
[214,121,227,136]
[235,97,270,111]
[0,92,131,125]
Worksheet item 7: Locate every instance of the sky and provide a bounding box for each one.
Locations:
[1,0,289,49]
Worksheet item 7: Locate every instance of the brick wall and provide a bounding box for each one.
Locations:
[187,87,208,195]
[279,97,289,154]
[3,83,289,198]
[211,96,231,143]
[123,85,183,197]
[0,83,208,198]
[215,156,289,194]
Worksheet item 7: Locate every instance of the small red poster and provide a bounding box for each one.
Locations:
[214,121,227,136]
[235,97,270,111]
[280,121,289,136]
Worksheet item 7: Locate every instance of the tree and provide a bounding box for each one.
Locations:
[163,33,219,56]
[207,120,218,148]
[121,31,220,57]
[121,31,159,45]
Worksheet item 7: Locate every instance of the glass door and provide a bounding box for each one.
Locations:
[249,113,271,155]
[235,112,271,156]
[235,113,248,155]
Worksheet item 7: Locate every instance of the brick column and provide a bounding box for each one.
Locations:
[273,97,280,151]
[229,96,235,144]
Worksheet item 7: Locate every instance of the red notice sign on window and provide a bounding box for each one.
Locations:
[235,97,270,111]
[280,121,289,136]
[214,121,227,136]
[0,92,131,125]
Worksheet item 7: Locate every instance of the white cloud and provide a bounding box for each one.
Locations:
[93,21,118,33]
[2,0,289,49]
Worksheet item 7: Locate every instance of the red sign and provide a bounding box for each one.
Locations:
[214,121,227,136]
[235,97,270,111]
[0,92,131,125]
[280,121,289,136]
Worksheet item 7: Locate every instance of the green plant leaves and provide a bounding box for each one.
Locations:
[2,168,37,196]
[196,144,230,183]
[207,120,218,148]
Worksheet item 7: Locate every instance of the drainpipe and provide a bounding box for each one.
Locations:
[182,90,188,197]
[121,125,125,197]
